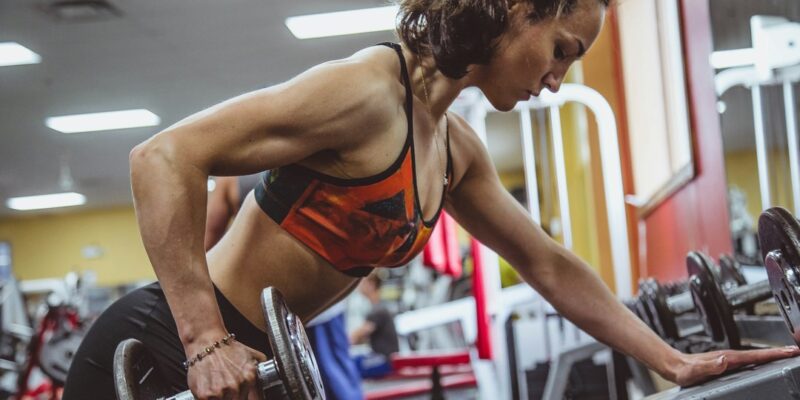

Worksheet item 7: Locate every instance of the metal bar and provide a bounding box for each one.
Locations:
[625,355,657,395]
[709,48,757,70]
[520,109,542,224]
[459,83,633,296]
[729,280,771,308]
[752,85,772,211]
[537,109,552,223]
[542,341,606,400]
[734,315,795,346]
[783,81,800,216]
[677,314,794,346]
[666,291,693,315]
[549,106,573,250]
[0,359,17,373]
[548,87,633,298]
[606,352,620,400]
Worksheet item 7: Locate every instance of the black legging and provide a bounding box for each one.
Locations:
[62,282,273,400]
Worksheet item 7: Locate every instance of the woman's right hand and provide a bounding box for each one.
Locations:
[185,336,268,400]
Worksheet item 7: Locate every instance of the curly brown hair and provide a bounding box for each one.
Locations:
[397,0,611,79]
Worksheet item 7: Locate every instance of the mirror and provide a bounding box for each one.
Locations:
[616,0,695,216]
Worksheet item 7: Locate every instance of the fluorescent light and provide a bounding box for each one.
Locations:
[6,192,86,211]
[45,109,160,134]
[285,6,399,39]
[207,178,216,192]
[0,42,41,67]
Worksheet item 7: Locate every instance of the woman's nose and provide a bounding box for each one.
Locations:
[542,72,562,93]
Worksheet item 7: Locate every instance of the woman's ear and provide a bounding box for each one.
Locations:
[507,0,532,17]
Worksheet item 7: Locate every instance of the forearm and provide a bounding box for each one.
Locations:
[519,244,682,380]
[130,139,227,353]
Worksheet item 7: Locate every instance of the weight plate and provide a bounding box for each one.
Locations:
[687,252,741,349]
[759,207,800,346]
[38,328,84,385]
[113,338,172,400]
[719,254,748,288]
[642,279,680,341]
[636,282,658,333]
[262,287,325,400]
[759,207,800,268]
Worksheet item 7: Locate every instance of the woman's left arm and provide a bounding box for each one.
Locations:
[444,115,798,386]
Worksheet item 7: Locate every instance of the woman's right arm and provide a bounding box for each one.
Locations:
[129,54,396,399]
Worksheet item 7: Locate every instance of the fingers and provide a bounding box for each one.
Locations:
[722,346,800,370]
[239,361,259,400]
[676,346,800,387]
[238,380,250,400]
[249,349,269,363]
[246,386,262,400]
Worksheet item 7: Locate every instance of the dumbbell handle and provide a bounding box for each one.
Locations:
[165,360,281,400]
[666,279,772,315]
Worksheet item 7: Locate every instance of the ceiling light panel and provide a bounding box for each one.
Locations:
[0,42,41,67]
[285,6,399,39]
[45,109,161,134]
[6,192,86,211]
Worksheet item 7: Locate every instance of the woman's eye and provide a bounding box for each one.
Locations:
[554,45,565,60]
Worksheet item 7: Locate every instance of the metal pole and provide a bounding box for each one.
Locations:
[783,81,800,215]
[752,85,772,210]
[473,84,632,297]
[465,102,511,400]
[538,109,552,224]
[549,106,573,250]
[520,109,542,224]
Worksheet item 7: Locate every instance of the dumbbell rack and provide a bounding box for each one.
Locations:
[614,312,796,399]
[630,207,800,399]
[646,356,800,400]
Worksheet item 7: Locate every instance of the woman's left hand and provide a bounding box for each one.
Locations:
[669,346,800,387]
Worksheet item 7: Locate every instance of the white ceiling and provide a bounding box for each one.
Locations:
[0,0,531,218]
[0,0,387,217]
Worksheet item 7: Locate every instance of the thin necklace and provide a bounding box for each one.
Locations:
[418,58,449,187]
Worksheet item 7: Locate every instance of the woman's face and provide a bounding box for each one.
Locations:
[474,0,605,111]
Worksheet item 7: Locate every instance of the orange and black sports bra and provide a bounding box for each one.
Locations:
[254,42,453,278]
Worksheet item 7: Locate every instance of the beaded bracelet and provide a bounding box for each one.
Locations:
[182,333,236,370]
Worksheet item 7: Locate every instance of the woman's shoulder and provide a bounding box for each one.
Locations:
[303,45,406,97]
[265,45,408,148]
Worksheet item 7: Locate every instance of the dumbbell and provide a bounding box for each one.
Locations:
[719,254,748,289]
[760,207,800,347]
[636,255,749,343]
[686,252,772,349]
[113,287,325,400]
[639,252,771,349]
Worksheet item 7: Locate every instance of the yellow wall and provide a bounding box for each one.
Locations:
[725,149,795,226]
[493,74,604,280]
[549,96,604,274]
[498,169,526,189]
[581,13,627,290]
[0,207,155,286]
[490,69,607,280]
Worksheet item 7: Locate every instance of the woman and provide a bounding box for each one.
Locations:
[63,0,799,399]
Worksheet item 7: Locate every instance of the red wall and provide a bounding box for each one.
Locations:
[638,0,733,283]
